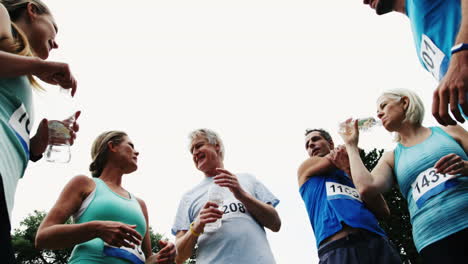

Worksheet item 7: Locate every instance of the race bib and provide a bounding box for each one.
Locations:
[221,198,250,221]
[411,167,459,208]
[103,242,145,264]
[420,34,445,80]
[326,182,362,202]
[8,104,31,154]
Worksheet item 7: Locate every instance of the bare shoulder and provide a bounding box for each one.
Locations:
[135,197,149,218]
[136,197,147,210]
[441,125,467,141]
[0,4,12,41]
[378,151,395,169]
[66,175,95,195]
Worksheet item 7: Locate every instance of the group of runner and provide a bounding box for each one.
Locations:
[0,0,466,263]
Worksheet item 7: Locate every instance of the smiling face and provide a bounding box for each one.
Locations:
[190,136,222,176]
[363,0,395,15]
[27,13,58,59]
[305,131,333,158]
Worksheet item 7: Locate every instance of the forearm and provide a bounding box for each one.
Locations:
[298,157,334,186]
[0,50,41,78]
[455,0,468,44]
[345,145,381,195]
[238,191,281,232]
[175,232,197,264]
[36,221,98,249]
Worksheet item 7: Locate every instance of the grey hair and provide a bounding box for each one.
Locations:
[188,128,225,160]
[377,88,425,142]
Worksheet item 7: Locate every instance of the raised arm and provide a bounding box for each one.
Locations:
[433,0,468,125]
[326,145,391,219]
[297,156,335,187]
[0,4,77,94]
[341,122,395,198]
[35,175,142,250]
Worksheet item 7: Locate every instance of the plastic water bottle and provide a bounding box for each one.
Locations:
[339,117,381,134]
[204,183,226,232]
[45,114,75,163]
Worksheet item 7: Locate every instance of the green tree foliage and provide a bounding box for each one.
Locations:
[359,148,421,264]
[12,210,175,263]
[12,210,72,264]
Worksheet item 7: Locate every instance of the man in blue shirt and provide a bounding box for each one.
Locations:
[362,0,468,126]
[298,128,400,263]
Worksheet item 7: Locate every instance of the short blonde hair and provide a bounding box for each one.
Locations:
[377,88,425,142]
[188,128,225,160]
[89,131,127,178]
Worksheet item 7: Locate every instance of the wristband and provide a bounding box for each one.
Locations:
[451,43,468,55]
[189,222,202,237]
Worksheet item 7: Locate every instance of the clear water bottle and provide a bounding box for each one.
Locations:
[45,114,75,163]
[338,117,381,135]
[204,183,226,233]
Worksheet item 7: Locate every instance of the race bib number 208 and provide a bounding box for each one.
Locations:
[411,167,459,208]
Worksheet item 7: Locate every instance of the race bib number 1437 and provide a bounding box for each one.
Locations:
[411,167,459,208]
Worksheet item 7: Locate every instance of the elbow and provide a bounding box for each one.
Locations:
[358,185,379,201]
[269,215,281,232]
[35,231,46,249]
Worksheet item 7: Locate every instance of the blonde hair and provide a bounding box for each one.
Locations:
[188,128,225,160]
[1,0,52,89]
[377,88,425,142]
[89,131,128,178]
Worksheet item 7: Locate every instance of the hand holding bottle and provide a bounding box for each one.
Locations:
[45,111,80,163]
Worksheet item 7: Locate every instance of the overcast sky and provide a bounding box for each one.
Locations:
[11,1,447,263]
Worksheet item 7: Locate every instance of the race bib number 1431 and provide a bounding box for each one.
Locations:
[411,167,459,208]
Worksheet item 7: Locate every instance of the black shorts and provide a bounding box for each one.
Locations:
[318,230,401,264]
[0,176,16,264]
[419,228,467,264]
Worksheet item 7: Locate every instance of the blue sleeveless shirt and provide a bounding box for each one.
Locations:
[394,127,468,252]
[299,169,386,247]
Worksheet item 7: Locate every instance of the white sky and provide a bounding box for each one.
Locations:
[10,1,447,263]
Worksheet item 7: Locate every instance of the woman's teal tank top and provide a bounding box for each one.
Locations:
[69,178,147,264]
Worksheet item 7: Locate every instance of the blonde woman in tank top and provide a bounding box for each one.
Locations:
[337,88,467,263]
[0,1,78,262]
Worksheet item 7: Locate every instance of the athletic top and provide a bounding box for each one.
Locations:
[299,169,386,248]
[394,126,468,252]
[406,0,461,81]
[69,178,147,264]
[0,76,34,219]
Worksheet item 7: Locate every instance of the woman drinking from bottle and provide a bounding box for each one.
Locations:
[337,88,467,264]
[35,131,176,264]
[0,0,78,261]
